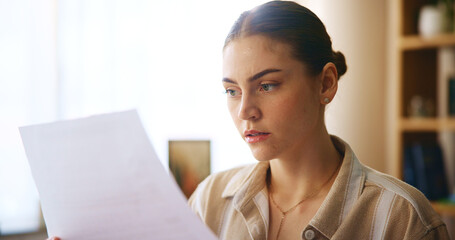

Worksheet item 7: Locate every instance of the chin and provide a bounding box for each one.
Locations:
[250,148,276,162]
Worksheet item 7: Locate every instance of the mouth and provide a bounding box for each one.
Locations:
[246,132,269,137]
[244,130,271,143]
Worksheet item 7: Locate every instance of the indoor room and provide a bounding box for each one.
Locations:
[1,0,454,239]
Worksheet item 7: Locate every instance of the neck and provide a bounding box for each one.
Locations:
[268,132,342,207]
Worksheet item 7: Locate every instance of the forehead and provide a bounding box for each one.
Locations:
[223,35,292,62]
[225,34,291,53]
[222,35,301,77]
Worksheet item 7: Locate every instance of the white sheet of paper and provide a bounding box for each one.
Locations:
[19,110,217,240]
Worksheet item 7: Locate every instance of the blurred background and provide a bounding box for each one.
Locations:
[0,0,454,239]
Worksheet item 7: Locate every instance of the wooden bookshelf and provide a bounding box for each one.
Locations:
[432,202,455,217]
[400,34,455,50]
[399,118,455,131]
[388,0,455,220]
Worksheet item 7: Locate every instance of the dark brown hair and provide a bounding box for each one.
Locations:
[224,1,347,79]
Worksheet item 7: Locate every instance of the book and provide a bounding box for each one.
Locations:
[403,141,449,201]
[449,77,455,116]
[403,145,417,188]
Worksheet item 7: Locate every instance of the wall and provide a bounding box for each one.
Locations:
[299,0,388,172]
[0,0,57,234]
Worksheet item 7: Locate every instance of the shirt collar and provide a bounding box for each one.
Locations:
[221,161,269,202]
[309,136,366,238]
[220,135,366,239]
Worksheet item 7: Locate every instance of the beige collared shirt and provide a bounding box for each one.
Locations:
[189,136,449,239]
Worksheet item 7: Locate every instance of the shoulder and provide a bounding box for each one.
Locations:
[192,163,256,200]
[361,166,448,238]
[188,163,256,219]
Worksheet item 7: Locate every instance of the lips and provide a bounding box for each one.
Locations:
[244,130,271,143]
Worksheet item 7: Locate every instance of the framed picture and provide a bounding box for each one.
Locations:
[169,140,210,198]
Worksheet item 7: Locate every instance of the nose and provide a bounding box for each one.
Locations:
[238,94,261,121]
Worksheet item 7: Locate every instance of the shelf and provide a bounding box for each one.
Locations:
[431,202,455,217]
[393,2,455,233]
[400,34,455,50]
[399,117,455,131]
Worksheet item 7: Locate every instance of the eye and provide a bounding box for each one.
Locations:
[260,83,278,92]
[225,89,239,97]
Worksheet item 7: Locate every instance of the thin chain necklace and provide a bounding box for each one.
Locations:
[268,161,341,240]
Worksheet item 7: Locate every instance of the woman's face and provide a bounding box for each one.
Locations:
[222,35,325,161]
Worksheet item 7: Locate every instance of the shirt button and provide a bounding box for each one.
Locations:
[303,229,315,240]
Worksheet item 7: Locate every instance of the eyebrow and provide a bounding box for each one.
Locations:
[222,68,282,84]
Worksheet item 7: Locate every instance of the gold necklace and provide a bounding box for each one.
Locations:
[268,161,341,240]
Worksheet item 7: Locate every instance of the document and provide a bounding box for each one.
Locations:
[20,110,217,240]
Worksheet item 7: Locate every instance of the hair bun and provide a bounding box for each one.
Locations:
[332,51,347,79]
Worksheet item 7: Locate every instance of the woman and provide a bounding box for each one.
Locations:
[49,1,449,240]
[187,1,449,240]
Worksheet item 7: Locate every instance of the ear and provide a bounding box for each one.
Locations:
[319,62,338,104]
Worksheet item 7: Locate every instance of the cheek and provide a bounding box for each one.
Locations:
[275,94,304,115]
[269,93,315,127]
[227,100,236,117]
